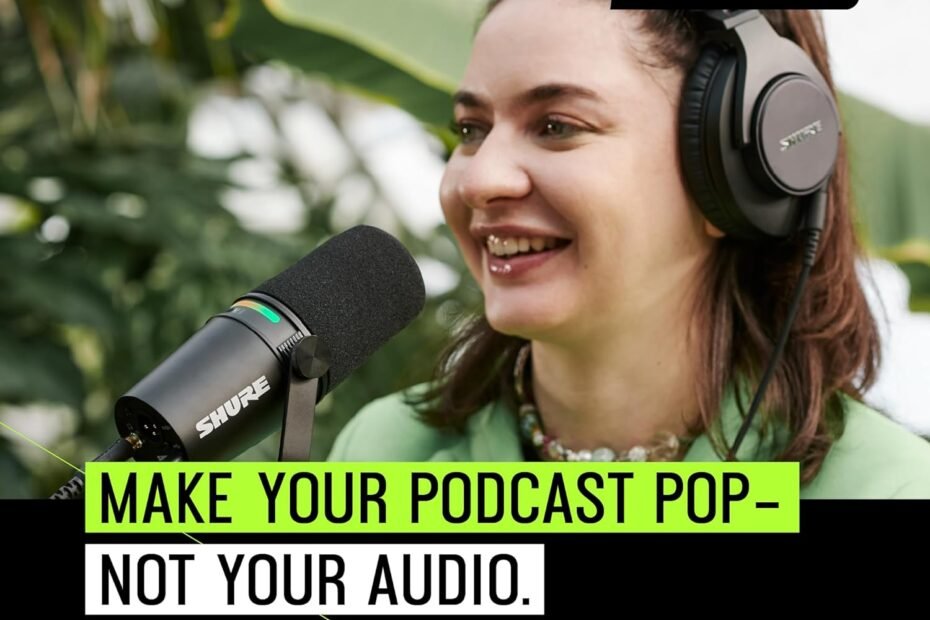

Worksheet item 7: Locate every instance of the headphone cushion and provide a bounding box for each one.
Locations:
[679,45,741,237]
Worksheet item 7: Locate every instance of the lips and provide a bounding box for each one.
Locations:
[475,234,571,279]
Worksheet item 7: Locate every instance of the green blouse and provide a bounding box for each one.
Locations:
[327,384,930,499]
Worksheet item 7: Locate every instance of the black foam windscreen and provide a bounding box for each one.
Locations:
[255,225,425,394]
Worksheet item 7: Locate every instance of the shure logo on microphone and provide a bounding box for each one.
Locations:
[779,120,823,152]
[195,376,271,439]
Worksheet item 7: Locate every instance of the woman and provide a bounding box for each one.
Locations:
[329,1,930,498]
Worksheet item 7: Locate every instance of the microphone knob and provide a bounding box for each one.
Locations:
[291,335,332,380]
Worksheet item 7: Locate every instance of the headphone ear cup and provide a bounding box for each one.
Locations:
[679,46,744,238]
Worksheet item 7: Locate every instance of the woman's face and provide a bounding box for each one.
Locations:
[440,0,717,344]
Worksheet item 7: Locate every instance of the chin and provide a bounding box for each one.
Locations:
[484,299,569,341]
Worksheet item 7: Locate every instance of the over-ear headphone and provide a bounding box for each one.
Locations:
[673,10,836,459]
[679,9,839,240]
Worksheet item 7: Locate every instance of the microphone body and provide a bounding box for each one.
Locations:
[112,225,426,462]
[115,294,306,461]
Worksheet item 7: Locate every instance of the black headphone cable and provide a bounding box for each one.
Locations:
[726,185,828,460]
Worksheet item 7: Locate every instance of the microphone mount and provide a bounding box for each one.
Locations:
[278,334,332,461]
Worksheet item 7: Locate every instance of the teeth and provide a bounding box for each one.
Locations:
[502,237,517,256]
[486,234,564,257]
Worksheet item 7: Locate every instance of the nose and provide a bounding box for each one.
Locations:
[456,127,532,210]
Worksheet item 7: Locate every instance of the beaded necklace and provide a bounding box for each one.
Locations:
[513,344,691,462]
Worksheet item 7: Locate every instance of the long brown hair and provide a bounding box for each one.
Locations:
[413,5,880,483]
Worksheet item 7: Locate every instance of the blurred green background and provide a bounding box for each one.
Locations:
[1,0,929,498]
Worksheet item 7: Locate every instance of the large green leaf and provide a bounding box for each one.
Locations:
[839,94,930,307]
[840,93,930,250]
[232,0,485,127]
[264,0,485,91]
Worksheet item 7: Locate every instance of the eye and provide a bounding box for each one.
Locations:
[538,117,582,139]
[450,120,489,145]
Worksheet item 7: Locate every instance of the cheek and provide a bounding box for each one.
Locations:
[439,162,482,271]
[536,147,702,279]
[439,180,465,232]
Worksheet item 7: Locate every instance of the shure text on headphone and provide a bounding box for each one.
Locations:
[779,120,823,152]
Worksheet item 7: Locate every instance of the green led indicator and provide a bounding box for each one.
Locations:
[234,300,281,323]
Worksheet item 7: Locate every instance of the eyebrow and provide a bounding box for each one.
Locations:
[452,83,606,110]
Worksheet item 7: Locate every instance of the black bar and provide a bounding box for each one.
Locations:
[611,1,859,9]
[6,499,927,616]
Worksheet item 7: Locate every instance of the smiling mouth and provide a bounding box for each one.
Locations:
[485,234,571,258]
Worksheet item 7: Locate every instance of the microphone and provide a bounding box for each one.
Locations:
[112,225,425,462]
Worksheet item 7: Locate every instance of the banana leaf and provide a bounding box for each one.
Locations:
[232,0,486,127]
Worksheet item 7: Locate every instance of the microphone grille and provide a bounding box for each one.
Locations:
[254,226,426,393]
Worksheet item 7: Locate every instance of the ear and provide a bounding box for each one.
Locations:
[704,218,726,239]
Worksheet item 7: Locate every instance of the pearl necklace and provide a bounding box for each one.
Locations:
[513,344,690,462]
